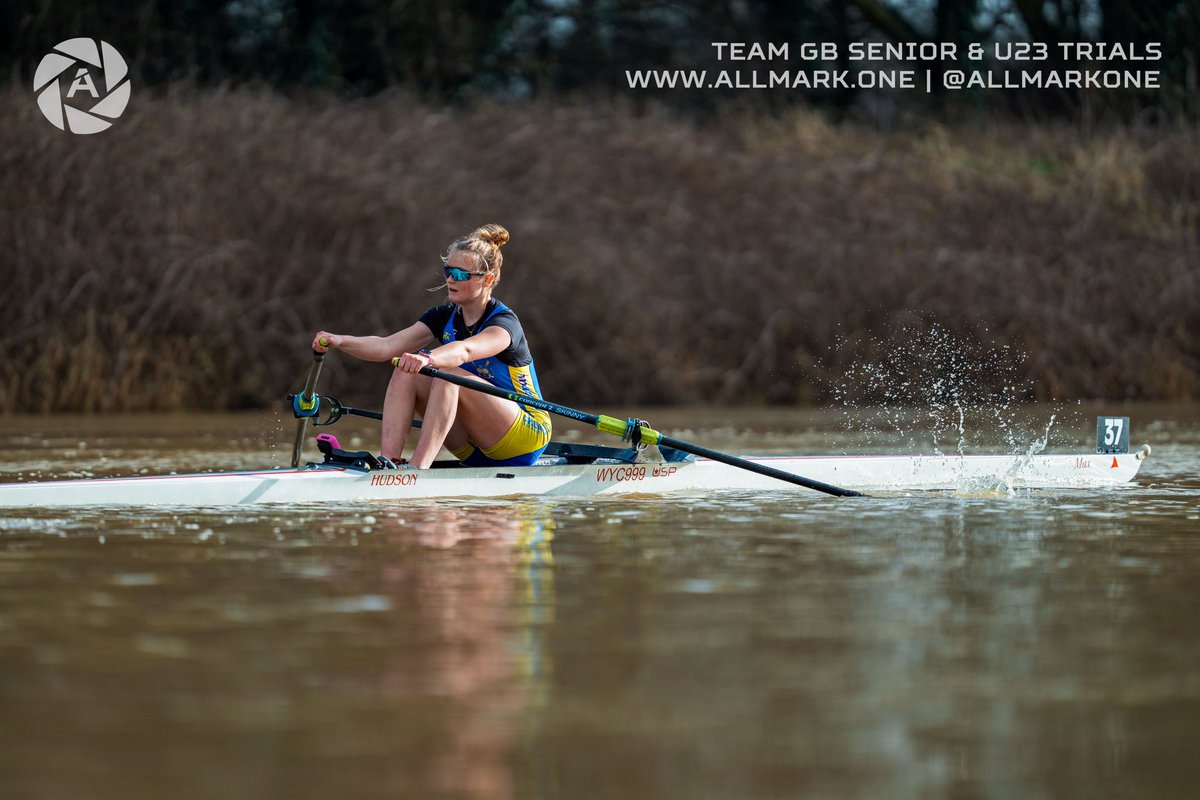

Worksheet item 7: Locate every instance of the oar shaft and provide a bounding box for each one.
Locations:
[291,352,325,468]
[410,364,862,497]
[300,352,325,399]
[657,434,863,497]
[414,366,604,426]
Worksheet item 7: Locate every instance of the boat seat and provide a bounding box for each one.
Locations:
[315,437,385,471]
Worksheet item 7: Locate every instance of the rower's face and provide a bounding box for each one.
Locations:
[445,251,490,301]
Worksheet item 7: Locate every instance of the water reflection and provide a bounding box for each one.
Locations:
[366,502,557,799]
[274,501,558,800]
[0,501,558,800]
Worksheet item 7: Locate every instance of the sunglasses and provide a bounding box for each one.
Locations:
[444,266,487,282]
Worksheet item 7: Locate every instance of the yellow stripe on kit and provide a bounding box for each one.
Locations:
[482,410,552,461]
[507,364,552,428]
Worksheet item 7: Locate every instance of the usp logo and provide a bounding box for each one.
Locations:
[33,38,131,134]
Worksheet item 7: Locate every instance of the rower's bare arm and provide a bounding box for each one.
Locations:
[428,327,512,369]
[313,323,435,362]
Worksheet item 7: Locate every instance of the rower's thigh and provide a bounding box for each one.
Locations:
[438,367,521,451]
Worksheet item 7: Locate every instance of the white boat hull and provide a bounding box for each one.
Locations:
[0,450,1148,508]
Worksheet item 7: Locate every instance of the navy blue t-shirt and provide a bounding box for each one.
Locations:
[417,299,533,367]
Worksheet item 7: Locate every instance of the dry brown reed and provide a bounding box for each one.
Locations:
[1,85,1197,412]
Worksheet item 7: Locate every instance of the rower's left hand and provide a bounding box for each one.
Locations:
[393,352,432,373]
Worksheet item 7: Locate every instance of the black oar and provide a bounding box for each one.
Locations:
[290,351,325,467]
[396,361,863,498]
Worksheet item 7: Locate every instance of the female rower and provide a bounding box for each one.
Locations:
[311,224,551,469]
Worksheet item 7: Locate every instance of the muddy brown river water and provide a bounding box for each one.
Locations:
[0,404,1197,799]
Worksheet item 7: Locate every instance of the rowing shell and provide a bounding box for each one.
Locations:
[0,448,1150,508]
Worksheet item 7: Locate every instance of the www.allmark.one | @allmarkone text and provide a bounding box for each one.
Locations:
[625,41,1163,92]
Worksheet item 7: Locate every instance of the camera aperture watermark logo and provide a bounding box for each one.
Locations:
[34,38,131,134]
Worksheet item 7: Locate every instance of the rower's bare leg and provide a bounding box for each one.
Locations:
[409,369,523,469]
[382,370,431,461]
[409,378,461,469]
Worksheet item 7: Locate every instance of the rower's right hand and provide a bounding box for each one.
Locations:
[393,351,432,374]
[313,332,340,353]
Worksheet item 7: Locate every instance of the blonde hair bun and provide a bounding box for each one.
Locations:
[475,224,509,248]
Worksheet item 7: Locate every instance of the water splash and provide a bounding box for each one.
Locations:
[1026,414,1057,459]
[830,325,1059,455]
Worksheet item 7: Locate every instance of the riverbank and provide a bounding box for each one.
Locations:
[3,86,1196,411]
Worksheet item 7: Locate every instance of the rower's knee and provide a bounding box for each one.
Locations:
[387,368,429,397]
[391,367,433,384]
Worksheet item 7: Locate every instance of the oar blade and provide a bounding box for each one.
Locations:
[291,418,311,468]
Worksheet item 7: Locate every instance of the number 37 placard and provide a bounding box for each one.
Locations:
[1096,416,1130,454]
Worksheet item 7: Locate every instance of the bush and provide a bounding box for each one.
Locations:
[1,85,1196,412]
